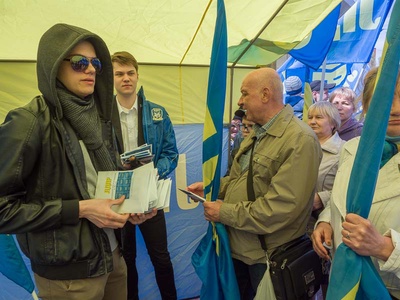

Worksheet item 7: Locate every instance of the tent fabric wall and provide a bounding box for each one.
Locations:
[0,62,253,124]
[0,0,340,65]
[0,0,269,63]
[0,62,38,121]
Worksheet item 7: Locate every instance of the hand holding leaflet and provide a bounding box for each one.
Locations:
[95,163,170,213]
[120,143,154,167]
[178,188,206,203]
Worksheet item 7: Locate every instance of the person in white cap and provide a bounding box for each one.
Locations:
[284,76,304,119]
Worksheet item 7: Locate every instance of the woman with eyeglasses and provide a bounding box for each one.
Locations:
[306,101,345,298]
[0,23,155,299]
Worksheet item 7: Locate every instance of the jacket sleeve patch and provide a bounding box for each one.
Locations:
[151,108,163,121]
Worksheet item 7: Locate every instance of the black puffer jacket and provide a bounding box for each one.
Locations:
[0,23,118,280]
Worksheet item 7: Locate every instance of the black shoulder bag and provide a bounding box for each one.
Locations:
[247,137,322,300]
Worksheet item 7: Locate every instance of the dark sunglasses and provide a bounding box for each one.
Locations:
[63,55,102,74]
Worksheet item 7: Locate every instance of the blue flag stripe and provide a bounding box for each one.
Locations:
[290,4,341,70]
[0,234,34,294]
[192,1,240,299]
[202,0,227,200]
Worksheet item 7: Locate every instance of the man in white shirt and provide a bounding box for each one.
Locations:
[111,51,179,300]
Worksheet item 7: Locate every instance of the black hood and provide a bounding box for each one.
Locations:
[36,23,114,121]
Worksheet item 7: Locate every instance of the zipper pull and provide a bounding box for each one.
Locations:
[281,258,287,270]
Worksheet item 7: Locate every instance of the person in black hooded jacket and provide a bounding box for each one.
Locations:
[0,23,155,300]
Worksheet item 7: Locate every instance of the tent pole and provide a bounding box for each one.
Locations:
[319,57,327,100]
[227,66,235,162]
[231,0,289,67]
[228,66,235,123]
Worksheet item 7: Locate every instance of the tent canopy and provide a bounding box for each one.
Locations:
[0,0,341,124]
[1,0,340,65]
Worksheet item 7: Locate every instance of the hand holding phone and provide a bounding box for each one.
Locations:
[178,188,206,203]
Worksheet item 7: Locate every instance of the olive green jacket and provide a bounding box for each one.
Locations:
[219,105,322,265]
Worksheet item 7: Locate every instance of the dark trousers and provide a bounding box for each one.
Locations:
[122,210,177,300]
[233,258,267,300]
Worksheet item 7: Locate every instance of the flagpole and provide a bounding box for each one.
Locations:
[32,291,39,300]
[227,66,235,162]
[319,57,327,100]
[191,1,240,298]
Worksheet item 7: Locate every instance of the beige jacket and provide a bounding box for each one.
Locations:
[219,105,322,265]
[317,132,345,207]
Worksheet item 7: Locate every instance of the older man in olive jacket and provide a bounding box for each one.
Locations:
[189,68,322,298]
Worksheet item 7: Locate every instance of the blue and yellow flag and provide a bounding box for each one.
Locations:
[289,4,340,70]
[191,0,240,299]
[327,2,400,299]
[227,0,341,66]
[0,234,35,294]
[201,0,226,201]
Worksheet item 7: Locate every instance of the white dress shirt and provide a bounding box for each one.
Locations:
[116,96,139,152]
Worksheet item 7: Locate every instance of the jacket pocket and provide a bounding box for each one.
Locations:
[251,152,280,193]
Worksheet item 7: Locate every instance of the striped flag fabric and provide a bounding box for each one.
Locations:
[227,0,342,66]
[327,1,400,299]
[191,0,240,299]
[201,0,227,202]
[289,4,340,70]
[0,234,35,295]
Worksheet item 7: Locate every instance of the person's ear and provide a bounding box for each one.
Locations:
[261,87,270,103]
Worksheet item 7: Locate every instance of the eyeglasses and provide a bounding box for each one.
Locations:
[239,124,253,132]
[63,55,102,74]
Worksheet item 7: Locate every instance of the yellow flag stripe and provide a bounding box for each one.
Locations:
[203,108,217,142]
[203,155,219,201]
[342,278,360,300]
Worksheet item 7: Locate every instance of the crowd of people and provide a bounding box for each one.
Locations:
[313,66,400,299]
[203,68,399,300]
[0,22,399,300]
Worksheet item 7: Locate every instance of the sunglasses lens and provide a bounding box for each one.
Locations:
[67,55,102,74]
[70,56,89,72]
[91,58,102,74]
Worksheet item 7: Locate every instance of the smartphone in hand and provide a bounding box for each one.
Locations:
[178,188,206,203]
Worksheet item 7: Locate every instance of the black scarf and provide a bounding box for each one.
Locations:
[57,85,115,172]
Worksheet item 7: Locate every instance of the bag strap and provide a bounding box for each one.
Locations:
[246,136,257,200]
[246,137,268,252]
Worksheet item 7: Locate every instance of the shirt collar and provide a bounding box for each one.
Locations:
[116,95,138,115]
[253,107,284,139]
